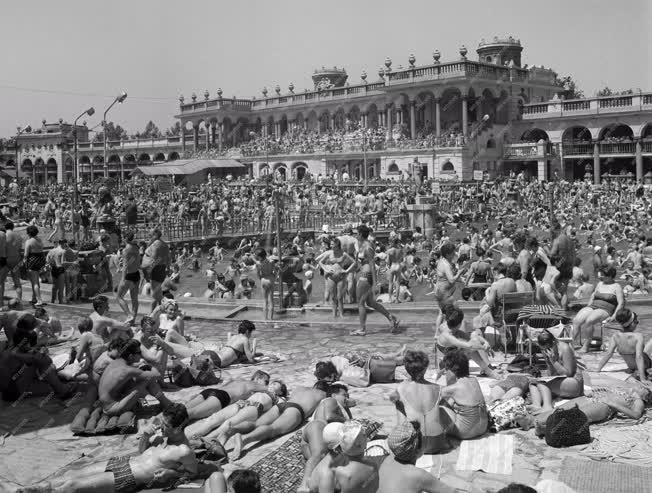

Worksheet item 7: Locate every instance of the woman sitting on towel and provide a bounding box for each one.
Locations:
[526,384,649,435]
[438,349,489,440]
[594,309,651,381]
[529,330,584,412]
[389,349,450,453]
[572,265,624,353]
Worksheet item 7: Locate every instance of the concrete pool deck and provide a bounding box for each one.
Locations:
[2,288,652,492]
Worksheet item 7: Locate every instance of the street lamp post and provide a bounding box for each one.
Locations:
[362,130,368,190]
[14,125,32,181]
[73,107,95,208]
[103,92,127,180]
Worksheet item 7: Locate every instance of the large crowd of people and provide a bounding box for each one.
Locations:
[0,171,652,492]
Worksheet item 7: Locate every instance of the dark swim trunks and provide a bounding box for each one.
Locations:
[151,264,167,283]
[200,388,230,408]
[105,456,138,493]
[124,271,141,284]
[277,402,306,422]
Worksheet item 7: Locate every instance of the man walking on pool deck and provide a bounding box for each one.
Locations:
[218,380,330,460]
[116,231,141,325]
[142,228,170,312]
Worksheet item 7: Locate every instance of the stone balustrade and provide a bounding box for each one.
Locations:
[523,92,652,119]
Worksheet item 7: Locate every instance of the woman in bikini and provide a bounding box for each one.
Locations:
[255,248,277,320]
[316,238,356,318]
[386,238,404,303]
[433,243,467,308]
[529,330,584,412]
[24,225,46,306]
[156,298,185,336]
[438,349,488,440]
[595,308,651,381]
[354,225,399,336]
[389,350,449,453]
[573,265,624,352]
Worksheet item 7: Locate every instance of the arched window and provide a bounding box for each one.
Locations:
[441,161,455,172]
[486,56,492,63]
[486,138,496,149]
[387,162,399,174]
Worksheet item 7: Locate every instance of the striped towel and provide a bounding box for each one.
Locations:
[518,305,570,322]
[455,434,514,475]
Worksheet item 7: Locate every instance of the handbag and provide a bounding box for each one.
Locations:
[544,404,591,448]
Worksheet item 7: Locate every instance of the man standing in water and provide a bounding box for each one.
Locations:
[142,228,170,312]
[337,224,359,303]
[116,231,141,325]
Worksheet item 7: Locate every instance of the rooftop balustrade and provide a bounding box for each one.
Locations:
[523,92,652,119]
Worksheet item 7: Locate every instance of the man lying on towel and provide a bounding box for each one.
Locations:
[18,440,226,493]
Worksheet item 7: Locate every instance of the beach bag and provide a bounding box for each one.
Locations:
[171,354,221,388]
[544,405,591,448]
[369,358,396,383]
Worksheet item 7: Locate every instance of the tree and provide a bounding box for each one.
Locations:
[596,86,613,97]
[554,75,584,99]
[142,121,161,139]
[94,122,128,142]
[165,122,182,137]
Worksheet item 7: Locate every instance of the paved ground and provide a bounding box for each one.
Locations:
[2,290,652,492]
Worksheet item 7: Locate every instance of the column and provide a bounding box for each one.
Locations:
[434,98,441,137]
[275,121,281,139]
[329,115,335,131]
[361,113,368,129]
[57,160,64,184]
[193,125,199,151]
[476,97,483,122]
[396,107,403,125]
[462,96,468,137]
[635,140,643,182]
[181,127,186,151]
[218,122,224,151]
[210,122,216,147]
[385,105,393,141]
[593,141,601,185]
[537,159,548,182]
[206,124,211,151]
[410,100,416,139]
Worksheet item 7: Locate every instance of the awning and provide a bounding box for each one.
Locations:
[134,159,244,176]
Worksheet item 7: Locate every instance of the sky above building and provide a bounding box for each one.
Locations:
[1,0,649,138]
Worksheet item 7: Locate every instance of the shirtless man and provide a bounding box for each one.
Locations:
[377,420,456,493]
[90,295,133,342]
[313,419,378,493]
[221,381,330,460]
[0,224,8,308]
[116,231,141,325]
[184,371,271,421]
[386,238,404,303]
[20,442,223,493]
[595,309,651,381]
[337,224,359,303]
[65,316,106,381]
[142,228,170,312]
[4,222,23,303]
[98,339,173,416]
[298,384,353,493]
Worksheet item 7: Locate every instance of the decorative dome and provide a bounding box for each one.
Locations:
[459,45,468,59]
[433,50,441,63]
[288,82,294,93]
[384,57,392,69]
[311,66,348,90]
[477,36,523,67]
[275,85,281,95]
[378,67,385,79]
[191,92,197,102]
[217,88,223,98]
[361,70,367,82]
[408,54,416,67]
[204,90,209,100]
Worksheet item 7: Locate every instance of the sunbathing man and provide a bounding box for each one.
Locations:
[377,420,456,493]
[312,419,379,493]
[19,441,225,493]
[594,308,651,381]
[298,384,353,493]
[185,379,287,440]
[184,370,271,421]
[90,295,133,342]
[98,339,173,416]
[138,402,191,452]
[328,345,407,388]
[220,380,331,460]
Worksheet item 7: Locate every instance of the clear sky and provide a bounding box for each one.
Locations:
[1,0,649,137]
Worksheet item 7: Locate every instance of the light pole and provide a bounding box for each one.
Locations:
[14,124,32,181]
[362,130,368,190]
[103,92,127,180]
[73,107,95,208]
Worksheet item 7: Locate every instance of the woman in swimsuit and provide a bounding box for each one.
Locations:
[433,243,467,308]
[389,350,450,453]
[24,225,45,306]
[386,238,404,303]
[47,204,65,243]
[573,265,624,352]
[255,248,277,320]
[595,309,652,381]
[438,349,488,440]
[354,225,399,336]
[185,380,287,440]
[157,298,185,336]
[316,238,356,318]
[529,330,584,411]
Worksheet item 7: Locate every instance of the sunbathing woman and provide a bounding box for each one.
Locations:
[155,298,185,336]
[184,370,271,421]
[184,379,287,439]
[573,265,624,352]
[438,349,489,440]
[594,308,651,381]
[389,350,450,453]
[529,330,584,412]
[316,238,356,318]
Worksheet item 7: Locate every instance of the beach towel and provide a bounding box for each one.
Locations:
[559,457,652,493]
[455,434,514,475]
[580,419,652,466]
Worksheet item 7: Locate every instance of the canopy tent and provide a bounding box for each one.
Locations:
[133,159,244,176]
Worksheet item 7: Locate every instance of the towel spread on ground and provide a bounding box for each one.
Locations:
[455,434,514,475]
[559,457,652,493]
[580,419,652,466]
